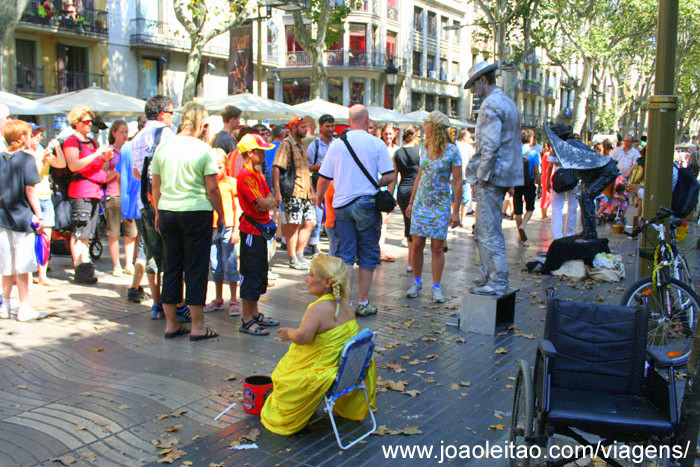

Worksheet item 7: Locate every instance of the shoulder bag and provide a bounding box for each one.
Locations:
[551,168,578,193]
[340,135,396,213]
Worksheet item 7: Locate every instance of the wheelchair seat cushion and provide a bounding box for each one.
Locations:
[548,387,673,437]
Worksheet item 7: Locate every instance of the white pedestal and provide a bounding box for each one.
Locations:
[459,289,518,335]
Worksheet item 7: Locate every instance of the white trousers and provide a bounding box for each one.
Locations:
[551,189,578,239]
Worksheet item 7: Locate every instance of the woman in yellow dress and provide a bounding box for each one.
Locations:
[261,254,377,435]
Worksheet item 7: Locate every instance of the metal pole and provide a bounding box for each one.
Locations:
[256,3,263,96]
[640,0,678,275]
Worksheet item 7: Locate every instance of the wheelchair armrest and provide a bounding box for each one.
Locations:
[647,348,689,369]
[539,340,558,358]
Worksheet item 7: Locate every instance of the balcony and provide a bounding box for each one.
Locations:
[286,51,312,67]
[519,80,542,95]
[282,50,404,70]
[129,18,228,56]
[20,0,107,36]
[521,113,540,128]
[387,5,399,21]
[545,86,555,98]
[56,70,104,94]
[15,65,45,94]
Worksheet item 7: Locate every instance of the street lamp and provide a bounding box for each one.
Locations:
[385,57,399,109]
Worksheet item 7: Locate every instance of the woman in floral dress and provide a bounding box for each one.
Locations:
[405,111,462,303]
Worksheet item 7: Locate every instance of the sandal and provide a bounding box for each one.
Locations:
[164,325,190,339]
[380,252,396,262]
[228,301,241,317]
[253,313,279,327]
[189,327,219,341]
[204,299,224,313]
[239,318,269,336]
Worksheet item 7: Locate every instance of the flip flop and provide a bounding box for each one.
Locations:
[240,318,270,336]
[380,252,396,262]
[189,327,219,341]
[253,313,279,327]
[164,325,190,339]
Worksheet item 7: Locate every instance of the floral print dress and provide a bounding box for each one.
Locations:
[410,143,462,240]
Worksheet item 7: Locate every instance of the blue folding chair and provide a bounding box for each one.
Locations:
[323,328,377,450]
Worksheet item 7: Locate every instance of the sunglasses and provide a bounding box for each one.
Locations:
[162,111,174,115]
[80,119,93,124]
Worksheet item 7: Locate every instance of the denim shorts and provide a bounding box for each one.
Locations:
[333,195,381,269]
[326,226,339,257]
[210,227,239,283]
[39,199,55,228]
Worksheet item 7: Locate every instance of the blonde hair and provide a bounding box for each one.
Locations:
[180,101,208,133]
[425,121,451,157]
[214,148,227,163]
[3,120,31,151]
[310,254,350,318]
[67,105,95,129]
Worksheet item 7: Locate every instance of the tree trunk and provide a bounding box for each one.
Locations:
[677,331,700,466]
[309,50,326,100]
[182,40,204,104]
[0,0,29,91]
[570,58,593,135]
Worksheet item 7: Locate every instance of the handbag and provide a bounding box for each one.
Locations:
[551,168,578,193]
[340,135,396,213]
[278,140,296,199]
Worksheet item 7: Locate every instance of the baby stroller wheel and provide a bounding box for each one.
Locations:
[89,238,103,260]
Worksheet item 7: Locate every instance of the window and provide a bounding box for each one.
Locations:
[450,99,458,117]
[452,21,460,43]
[286,25,303,52]
[439,97,448,115]
[452,61,459,81]
[427,12,437,37]
[413,7,423,32]
[440,16,448,37]
[425,94,436,111]
[387,0,399,21]
[413,51,422,76]
[524,68,529,80]
[537,100,542,118]
[386,31,397,58]
[350,78,365,105]
[141,57,160,99]
[15,39,42,93]
[267,22,279,62]
[427,54,435,72]
[328,77,343,104]
[349,23,366,54]
[267,78,275,100]
[57,44,90,93]
[411,91,423,111]
[282,78,310,104]
[439,58,447,79]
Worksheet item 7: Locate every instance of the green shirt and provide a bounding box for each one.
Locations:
[151,135,218,212]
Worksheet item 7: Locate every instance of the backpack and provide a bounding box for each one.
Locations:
[139,127,164,207]
[50,134,98,195]
[522,154,533,186]
[672,166,700,218]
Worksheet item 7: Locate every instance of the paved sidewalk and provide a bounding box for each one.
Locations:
[0,212,697,466]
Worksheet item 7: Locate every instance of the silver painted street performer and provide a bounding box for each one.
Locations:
[464,62,523,295]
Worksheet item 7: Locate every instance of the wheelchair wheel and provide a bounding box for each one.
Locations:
[621,277,700,360]
[510,359,534,467]
[89,238,103,261]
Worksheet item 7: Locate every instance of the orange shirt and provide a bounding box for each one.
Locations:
[324,182,335,228]
[213,176,237,228]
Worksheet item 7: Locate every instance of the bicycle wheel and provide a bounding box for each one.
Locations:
[620,277,700,360]
[509,360,534,467]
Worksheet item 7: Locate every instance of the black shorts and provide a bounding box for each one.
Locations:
[69,197,100,239]
[239,232,268,302]
[513,185,536,215]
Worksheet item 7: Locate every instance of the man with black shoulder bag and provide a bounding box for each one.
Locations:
[306,114,335,257]
[315,105,395,318]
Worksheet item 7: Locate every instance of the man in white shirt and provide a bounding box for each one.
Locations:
[456,129,475,220]
[306,114,335,257]
[316,105,395,317]
[0,103,10,153]
[611,135,640,180]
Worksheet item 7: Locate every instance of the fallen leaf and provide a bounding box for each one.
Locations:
[191,435,201,441]
[385,380,408,392]
[408,359,425,365]
[92,348,104,352]
[426,354,439,360]
[164,425,181,433]
[455,337,467,343]
[506,384,513,389]
[450,384,460,391]
[460,381,471,387]
[118,404,131,410]
[169,409,187,418]
[240,426,260,442]
[400,355,411,360]
[507,376,517,381]
[495,348,509,354]
[168,449,185,460]
[489,424,505,430]
[74,425,87,431]
[92,325,105,330]
[150,439,159,446]
[595,295,605,302]
[158,449,172,456]
[183,462,193,466]
[156,457,173,464]
[421,337,437,342]
[403,389,421,397]
[254,361,265,366]
[209,464,225,467]
[424,378,435,384]
[81,453,97,462]
[51,456,77,465]
[402,425,423,435]
[460,393,469,398]
[226,375,237,381]
[16,384,28,389]
[156,414,169,420]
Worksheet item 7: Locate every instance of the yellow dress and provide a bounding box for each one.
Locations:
[260,294,377,436]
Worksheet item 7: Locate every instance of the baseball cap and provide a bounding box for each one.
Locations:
[288,115,306,129]
[237,133,274,153]
[30,122,45,132]
[319,114,335,125]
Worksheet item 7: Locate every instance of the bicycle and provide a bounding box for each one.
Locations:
[620,206,700,361]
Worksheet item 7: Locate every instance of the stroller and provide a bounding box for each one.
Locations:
[596,175,628,225]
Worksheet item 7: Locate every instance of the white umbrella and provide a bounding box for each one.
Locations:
[189,93,312,120]
[406,110,473,129]
[367,106,421,125]
[0,90,62,116]
[37,86,147,117]
[449,118,474,129]
[293,98,349,123]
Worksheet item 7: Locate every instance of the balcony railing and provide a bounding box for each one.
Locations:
[129,18,228,55]
[286,51,312,67]
[15,65,45,94]
[282,50,405,70]
[20,0,107,35]
[326,50,344,66]
[387,5,399,21]
[56,70,104,94]
[545,86,555,98]
[521,113,540,128]
[519,80,542,95]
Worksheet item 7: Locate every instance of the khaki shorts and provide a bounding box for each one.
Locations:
[105,196,137,238]
[0,228,37,275]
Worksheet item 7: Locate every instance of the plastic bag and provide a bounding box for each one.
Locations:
[551,260,587,280]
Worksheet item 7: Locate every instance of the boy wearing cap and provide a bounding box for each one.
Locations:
[271,116,316,270]
[236,134,280,336]
[306,114,335,257]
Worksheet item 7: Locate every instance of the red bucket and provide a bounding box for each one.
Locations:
[243,375,273,415]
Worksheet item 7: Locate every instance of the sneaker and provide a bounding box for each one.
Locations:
[268,271,280,280]
[128,287,145,303]
[176,305,191,323]
[473,276,488,286]
[406,282,422,298]
[432,287,446,303]
[304,244,320,258]
[91,264,106,278]
[289,257,309,270]
[204,299,224,313]
[407,265,413,272]
[17,303,48,322]
[150,303,164,320]
[0,301,10,319]
[355,303,378,317]
[401,238,408,248]
[123,265,135,275]
[471,283,509,296]
[75,263,98,284]
[296,255,311,267]
[112,265,123,277]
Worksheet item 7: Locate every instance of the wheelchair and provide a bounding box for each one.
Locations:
[510,290,687,466]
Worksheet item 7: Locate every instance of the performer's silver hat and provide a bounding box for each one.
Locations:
[464,61,499,89]
[545,125,612,171]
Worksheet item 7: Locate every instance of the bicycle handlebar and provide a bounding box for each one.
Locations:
[624,207,673,238]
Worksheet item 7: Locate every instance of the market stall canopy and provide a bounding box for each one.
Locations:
[292,98,350,123]
[37,86,147,117]
[0,90,63,116]
[367,106,422,125]
[187,93,313,120]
